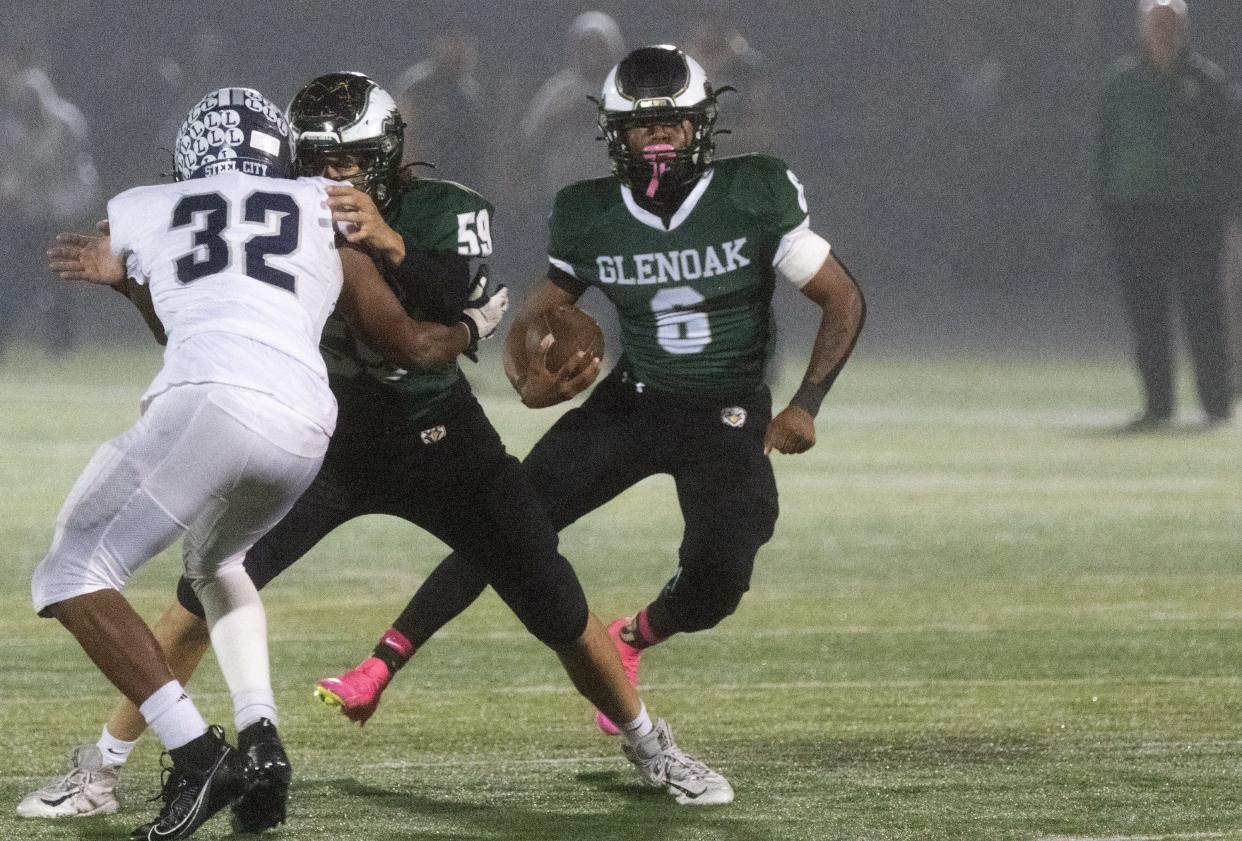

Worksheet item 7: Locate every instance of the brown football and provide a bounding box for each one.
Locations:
[525,305,605,372]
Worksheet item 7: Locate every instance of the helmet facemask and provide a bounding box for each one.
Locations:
[599,99,719,204]
[596,46,723,210]
[294,130,403,210]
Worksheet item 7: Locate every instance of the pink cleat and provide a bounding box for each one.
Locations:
[595,617,643,735]
[314,657,392,726]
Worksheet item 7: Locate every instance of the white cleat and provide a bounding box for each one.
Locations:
[17,745,121,818]
[622,719,734,805]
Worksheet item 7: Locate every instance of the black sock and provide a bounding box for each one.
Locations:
[371,644,406,675]
[369,627,416,676]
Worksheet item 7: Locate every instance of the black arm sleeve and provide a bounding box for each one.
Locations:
[547,263,590,296]
[386,247,474,324]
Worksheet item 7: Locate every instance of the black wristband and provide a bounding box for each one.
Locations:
[790,376,834,418]
[454,318,479,363]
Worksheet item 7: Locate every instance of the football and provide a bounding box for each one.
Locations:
[525,305,605,372]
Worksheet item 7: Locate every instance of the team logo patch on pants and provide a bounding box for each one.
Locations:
[720,407,747,428]
[420,425,447,445]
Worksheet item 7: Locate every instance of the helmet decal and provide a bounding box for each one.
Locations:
[174,88,292,181]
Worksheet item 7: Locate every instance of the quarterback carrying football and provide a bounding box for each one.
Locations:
[322,44,865,734]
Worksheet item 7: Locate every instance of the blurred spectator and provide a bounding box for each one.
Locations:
[518,11,625,203]
[1094,0,1240,429]
[0,64,99,356]
[1226,219,1242,398]
[684,18,778,154]
[392,31,487,187]
[151,25,230,171]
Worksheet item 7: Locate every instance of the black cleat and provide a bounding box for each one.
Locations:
[131,726,247,840]
[231,718,292,834]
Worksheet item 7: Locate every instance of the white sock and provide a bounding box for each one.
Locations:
[139,681,207,751]
[193,566,278,730]
[232,688,277,731]
[619,700,656,753]
[96,725,138,767]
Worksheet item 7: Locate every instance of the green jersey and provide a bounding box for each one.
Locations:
[548,154,818,396]
[321,177,494,421]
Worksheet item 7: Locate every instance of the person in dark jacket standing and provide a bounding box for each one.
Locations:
[1095,0,1240,429]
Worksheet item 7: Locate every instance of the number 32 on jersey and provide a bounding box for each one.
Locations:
[171,191,300,291]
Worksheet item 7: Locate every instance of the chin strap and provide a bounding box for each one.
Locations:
[641,144,677,199]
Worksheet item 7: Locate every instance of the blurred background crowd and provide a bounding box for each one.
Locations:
[2,0,1240,383]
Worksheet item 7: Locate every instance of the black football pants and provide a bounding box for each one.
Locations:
[176,383,588,646]
[393,365,780,643]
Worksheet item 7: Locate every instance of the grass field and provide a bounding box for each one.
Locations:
[1,345,1240,840]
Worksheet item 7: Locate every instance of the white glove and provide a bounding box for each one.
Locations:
[459,264,508,348]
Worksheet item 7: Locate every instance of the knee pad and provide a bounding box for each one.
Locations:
[490,551,588,647]
[175,575,206,619]
[658,563,751,633]
[178,537,285,620]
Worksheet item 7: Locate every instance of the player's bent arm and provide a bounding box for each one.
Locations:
[763,253,866,456]
[503,276,597,408]
[337,243,470,368]
[790,253,866,416]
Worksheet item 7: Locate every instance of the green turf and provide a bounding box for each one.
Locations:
[1,345,1240,840]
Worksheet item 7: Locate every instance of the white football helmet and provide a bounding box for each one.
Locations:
[597,45,724,203]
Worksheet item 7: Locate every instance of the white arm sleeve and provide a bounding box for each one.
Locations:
[773,218,832,288]
[548,256,578,278]
[106,196,130,256]
[106,196,144,285]
[106,193,149,285]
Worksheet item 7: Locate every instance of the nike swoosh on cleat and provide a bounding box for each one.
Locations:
[148,751,225,839]
[666,781,710,798]
[40,794,73,807]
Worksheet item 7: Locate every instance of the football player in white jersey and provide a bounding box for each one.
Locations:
[29,87,506,841]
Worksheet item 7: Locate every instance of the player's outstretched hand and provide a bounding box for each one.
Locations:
[520,338,601,409]
[46,232,126,286]
[764,405,816,455]
[326,185,404,266]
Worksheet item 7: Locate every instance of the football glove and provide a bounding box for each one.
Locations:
[459,264,508,360]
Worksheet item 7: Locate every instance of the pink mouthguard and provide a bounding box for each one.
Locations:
[642,144,676,198]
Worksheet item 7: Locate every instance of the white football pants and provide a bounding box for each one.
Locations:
[32,382,328,613]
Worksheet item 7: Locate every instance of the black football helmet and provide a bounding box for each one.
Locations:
[287,72,406,211]
[597,45,723,201]
[174,87,292,181]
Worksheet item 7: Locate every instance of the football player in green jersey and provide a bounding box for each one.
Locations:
[22,70,734,821]
[322,44,865,735]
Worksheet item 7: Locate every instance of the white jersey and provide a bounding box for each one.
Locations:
[108,172,343,433]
